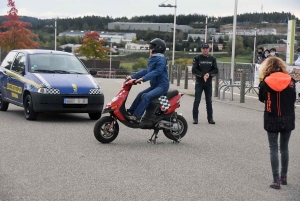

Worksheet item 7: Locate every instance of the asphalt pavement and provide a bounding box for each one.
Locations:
[0,78,299,201]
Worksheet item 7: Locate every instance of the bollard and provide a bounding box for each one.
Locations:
[168,64,171,80]
[214,73,219,97]
[177,66,181,86]
[184,67,188,89]
[240,71,246,103]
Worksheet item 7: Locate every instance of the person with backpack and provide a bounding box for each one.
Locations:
[192,43,218,124]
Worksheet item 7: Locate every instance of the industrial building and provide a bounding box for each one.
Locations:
[108,22,194,33]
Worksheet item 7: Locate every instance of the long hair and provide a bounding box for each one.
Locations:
[260,56,289,77]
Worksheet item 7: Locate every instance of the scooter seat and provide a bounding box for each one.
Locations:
[149,89,179,104]
[165,89,179,100]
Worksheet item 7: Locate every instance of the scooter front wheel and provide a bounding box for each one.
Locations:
[94,116,119,143]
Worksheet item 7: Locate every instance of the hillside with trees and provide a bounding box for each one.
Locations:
[1,12,299,62]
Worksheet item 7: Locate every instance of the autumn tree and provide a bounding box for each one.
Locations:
[74,31,109,68]
[0,0,40,52]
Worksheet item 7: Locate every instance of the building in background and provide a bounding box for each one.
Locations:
[58,30,136,44]
[108,22,194,33]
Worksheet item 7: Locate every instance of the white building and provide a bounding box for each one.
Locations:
[225,28,277,37]
[58,30,136,44]
[125,43,150,50]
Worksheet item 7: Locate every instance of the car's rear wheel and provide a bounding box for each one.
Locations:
[88,112,102,120]
[24,94,38,120]
[0,90,9,111]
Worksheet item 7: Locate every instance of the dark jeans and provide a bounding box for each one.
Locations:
[128,86,167,118]
[267,131,291,181]
[192,81,213,120]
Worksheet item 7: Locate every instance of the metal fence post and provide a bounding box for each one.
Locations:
[214,73,219,97]
[184,66,188,89]
[177,66,181,86]
[171,65,174,84]
[240,70,246,103]
[168,64,171,80]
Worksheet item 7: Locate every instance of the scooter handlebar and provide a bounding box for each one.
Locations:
[124,79,141,86]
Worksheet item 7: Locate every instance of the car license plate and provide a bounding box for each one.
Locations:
[63,98,88,104]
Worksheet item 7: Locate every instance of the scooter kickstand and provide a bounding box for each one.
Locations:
[147,129,159,144]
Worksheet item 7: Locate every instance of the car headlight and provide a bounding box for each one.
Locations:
[89,88,103,94]
[38,88,61,94]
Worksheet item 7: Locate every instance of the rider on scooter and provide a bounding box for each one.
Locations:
[126,38,170,123]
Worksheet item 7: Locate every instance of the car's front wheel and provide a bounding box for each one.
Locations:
[24,94,38,120]
[0,90,9,111]
[88,112,102,120]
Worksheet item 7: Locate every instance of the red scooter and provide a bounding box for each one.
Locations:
[94,79,188,144]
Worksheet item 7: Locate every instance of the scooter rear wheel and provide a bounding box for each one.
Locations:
[163,115,188,141]
[94,116,119,143]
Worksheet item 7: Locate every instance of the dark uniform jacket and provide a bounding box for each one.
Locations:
[192,54,218,83]
[259,72,296,132]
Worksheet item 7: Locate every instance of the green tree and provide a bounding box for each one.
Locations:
[226,35,244,56]
[63,46,72,53]
[188,36,194,43]
[132,57,147,71]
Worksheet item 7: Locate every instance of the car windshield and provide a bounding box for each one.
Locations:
[28,54,88,74]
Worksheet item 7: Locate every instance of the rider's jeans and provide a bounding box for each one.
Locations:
[192,81,213,120]
[267,131,291,181]
[129,86,167,118]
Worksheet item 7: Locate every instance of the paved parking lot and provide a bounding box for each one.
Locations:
[0,78,299,201]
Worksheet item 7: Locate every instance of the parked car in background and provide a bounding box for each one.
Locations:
[0,49,104,120]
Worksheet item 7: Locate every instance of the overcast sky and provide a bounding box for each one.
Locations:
[0,0,299,20]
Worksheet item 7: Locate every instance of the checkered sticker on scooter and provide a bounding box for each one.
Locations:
[158,96,170,111]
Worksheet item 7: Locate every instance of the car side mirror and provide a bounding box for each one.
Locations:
[89,70,97,75]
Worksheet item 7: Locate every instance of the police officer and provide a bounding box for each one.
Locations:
[192,43,218,124]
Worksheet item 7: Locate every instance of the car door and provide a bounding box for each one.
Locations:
[7,52,26,104]
[0,51,18,100]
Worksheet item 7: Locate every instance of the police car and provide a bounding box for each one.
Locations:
[0,49,104,120]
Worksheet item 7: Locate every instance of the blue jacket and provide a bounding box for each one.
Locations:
[131,53,169,91]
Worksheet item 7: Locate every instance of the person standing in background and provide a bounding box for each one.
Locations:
[293,48,300,66]
[256,47,264,64]
[192,43,218,125]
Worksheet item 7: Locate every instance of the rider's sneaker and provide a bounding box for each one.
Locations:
[128,115,140,124]
[193,119,198,124]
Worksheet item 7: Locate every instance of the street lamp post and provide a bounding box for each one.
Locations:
[159,0,177,83]
[205,17,208,42]
[109,41,112,79]
[211,36,214,55]
[54,18,57,51]
[230,0,238,100]
[252,28,257,64]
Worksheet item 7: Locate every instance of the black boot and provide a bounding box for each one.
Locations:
[193,110,198,124]
[280,174,287,185]
[270,180,281,189]
[208,118,215,124]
